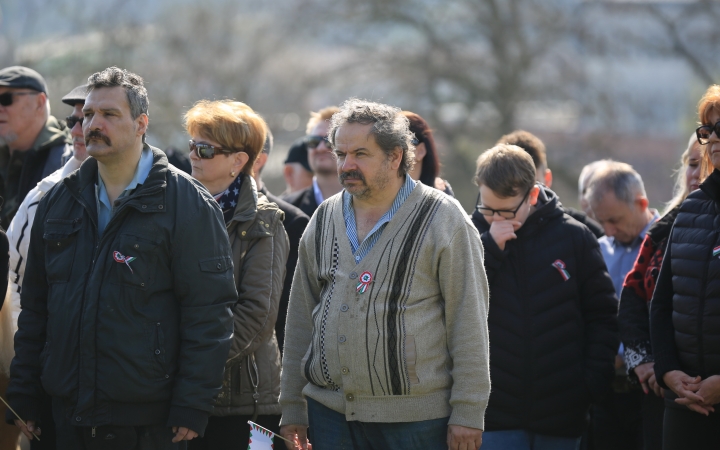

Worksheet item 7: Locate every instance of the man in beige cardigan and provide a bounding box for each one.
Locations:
[279,99,491,450]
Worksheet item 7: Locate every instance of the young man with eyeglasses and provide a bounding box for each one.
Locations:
[281,107,342,217]
[0,66,72,229]
[470,144,618,450]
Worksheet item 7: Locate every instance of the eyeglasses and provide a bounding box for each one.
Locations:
[696,120,720,145]
[305,135,331,149]
[65,115,83,129]
[476,188,531,219]
[0,91,40,107]
[189,140,234,159]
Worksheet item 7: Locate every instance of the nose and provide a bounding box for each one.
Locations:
[189,147,200,161]
[603,224,616,237]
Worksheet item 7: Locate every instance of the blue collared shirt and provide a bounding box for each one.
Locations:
[343,174,417,264]
[95,147,154,235]
[598,210,660,296]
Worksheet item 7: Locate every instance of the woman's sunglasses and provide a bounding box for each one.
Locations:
[189,140,234,159]
[696,120,720,145]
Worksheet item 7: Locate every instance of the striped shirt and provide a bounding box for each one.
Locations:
[343,174,417,263]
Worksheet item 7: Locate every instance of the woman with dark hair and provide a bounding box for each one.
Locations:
[650,84,720,449]
[402,111,454,196]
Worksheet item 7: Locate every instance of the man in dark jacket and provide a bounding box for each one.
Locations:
[6,67,236,449]
[0,66,71,229]
[252,130,309,353]
[281,107,342,217]
[471,144,618,450]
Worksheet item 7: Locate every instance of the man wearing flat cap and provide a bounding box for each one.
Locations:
[0,66,71,229]
[0,83,88,450]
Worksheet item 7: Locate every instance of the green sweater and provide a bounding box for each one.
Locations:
[280,182,491,430]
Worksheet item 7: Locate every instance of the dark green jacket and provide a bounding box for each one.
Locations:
[6,146,236,436]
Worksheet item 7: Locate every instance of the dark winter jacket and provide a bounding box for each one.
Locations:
[281,186,318,218]
[213,176,288,417]
[259,185,309,354]
[472,186,618,438]
[619,207,678,378]
[0,116,70,228]
[5,146,237,435]
[652,170,720,392]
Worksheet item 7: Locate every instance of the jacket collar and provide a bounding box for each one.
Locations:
[63,144,169,221]
[228,174,258,224]
[700,169,720,204]
[31,115,70,152]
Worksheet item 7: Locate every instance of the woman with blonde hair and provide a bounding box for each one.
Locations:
[618,133,706,449]
[184,100,289,449]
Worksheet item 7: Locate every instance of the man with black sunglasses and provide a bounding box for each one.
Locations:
[281,107,342,217]
[0,66,71,229]
[2,83,89,450]
[470,144,617,450]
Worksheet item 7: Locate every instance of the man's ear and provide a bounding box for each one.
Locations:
[254,152,268,173]
[529,185,541,206]
[544,169,553,188]
[36,92,48,112]
[390,147,403,170]
[136,114,149,137]
[636,196,649,211]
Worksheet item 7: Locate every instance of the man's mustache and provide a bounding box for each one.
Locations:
[85,130,111,146]
[339,170,365,183]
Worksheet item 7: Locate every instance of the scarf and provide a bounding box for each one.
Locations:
[214,174,243,224]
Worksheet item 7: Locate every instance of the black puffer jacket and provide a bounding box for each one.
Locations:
[652,170,720,390]
[472,186,618,437]
[6,147,237,435]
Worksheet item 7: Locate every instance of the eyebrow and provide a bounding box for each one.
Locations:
[82,106,122,114]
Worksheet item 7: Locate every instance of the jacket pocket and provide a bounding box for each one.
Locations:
[111,234,161,288]
[405,335,420,385]
[43,218,82,283]
[151,322,169,380]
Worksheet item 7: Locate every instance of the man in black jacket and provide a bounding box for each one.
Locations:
[252,130,309,353]
[281,107,342,217]
[471,144,618,450]
[0,66,71,229]
[6,67,237,449]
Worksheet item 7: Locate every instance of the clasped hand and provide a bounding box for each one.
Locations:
[664,371,720,415]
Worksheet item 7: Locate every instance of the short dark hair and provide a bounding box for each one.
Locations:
[474,144,536,198]
[87,67,149,120]
[496,130,547,170]
[328,98,415,177]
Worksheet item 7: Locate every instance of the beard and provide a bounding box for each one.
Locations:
[340,163,390,201]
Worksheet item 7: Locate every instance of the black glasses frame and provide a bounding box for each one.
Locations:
[305,134,331,149]
[476,187,532,219]
[696,120,720,145]
[0,91,40,107]
[189,140,234,159]
[65,115,84,129]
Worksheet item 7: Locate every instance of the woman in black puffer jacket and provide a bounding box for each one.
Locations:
[651,84,720,449]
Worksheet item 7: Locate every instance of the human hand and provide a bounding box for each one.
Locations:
[488,219,520,251]
[280,424,311,450]
[663,370,710,415]
[14,419,41,440]
[171,426,198,443]
[447,424,482,450]
[677,375,720,414]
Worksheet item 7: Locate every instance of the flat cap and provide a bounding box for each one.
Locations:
[284,138,312,172]
[62,84,88,106]
[0,66,47,94]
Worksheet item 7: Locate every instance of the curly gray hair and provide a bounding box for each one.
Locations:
[328,98,415,177]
